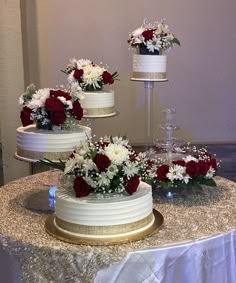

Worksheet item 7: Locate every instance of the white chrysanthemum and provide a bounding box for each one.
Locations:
[107,164,118,179]
[146,37,161,52]
[75,142,90,156]
[76,59,92,69]
[166,165,185,182]
[27,99,43,110]
[112,137,129,146]
[132,27,145,37]
[123,161,139,177]
[69,82,83,99]
[64,155,85,174]
[205,166,216,179]
[82,64,104,89]
[97,172,110,187]
[104,144,129,165]
[32,88,50,102]
[184,155,198,163]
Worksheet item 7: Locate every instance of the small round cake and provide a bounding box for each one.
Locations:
[132,54,167,81]
[53,182,156,244]
[81,90,116,117]
[16,125,91,161]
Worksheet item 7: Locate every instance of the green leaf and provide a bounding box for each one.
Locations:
[172,37,181,46]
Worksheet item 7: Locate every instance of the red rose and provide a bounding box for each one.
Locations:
[142,30,154,41]
[50,111,66,126]
[50,90,71,100]
[198,160,210,176]
[186,160,200,177]
[102,71,114,85]
[210,158,217,170]
[71,100,83,120]
[156,165,170,182]
[20,106,33,126]
[172,160,186,167]
[93,153,111,172]
[73,69,84,81]
[73,176,91,197]
[45,97,64,112]
[124,175,140,195]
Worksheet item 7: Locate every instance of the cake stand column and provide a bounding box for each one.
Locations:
[144,81,154,153]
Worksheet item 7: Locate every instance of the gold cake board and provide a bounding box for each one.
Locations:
[45,209,164,246]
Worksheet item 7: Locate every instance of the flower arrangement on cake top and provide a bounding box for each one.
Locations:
[128,19,180,54]
[43,136,156,197]
[19,83,84,130]
[154,146,218,190]
[65,58,119,91]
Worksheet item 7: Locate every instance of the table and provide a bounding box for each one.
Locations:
[0,173,236,283]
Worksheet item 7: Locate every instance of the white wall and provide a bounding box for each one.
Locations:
[0,0,30,183]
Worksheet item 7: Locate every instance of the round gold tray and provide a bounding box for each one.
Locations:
[45,209,164,246]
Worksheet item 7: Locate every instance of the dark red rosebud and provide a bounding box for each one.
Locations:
[73,176,91,197]
[186,160,200,177]
[142,30,154,41]
[50,111,66,126]
[73,69,84,81]
[156,165,170,182]
[198,160,210,176]
[124,175,140,195]
[20,106,33,127]
[45,97,64,112]
[93,153,111,172]
[210,158,218,170]
[71,100,83,120]
[172,160,186,167]
[102,71,114,85]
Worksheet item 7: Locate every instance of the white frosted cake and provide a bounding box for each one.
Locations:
[81,90,115,117]
[54,182,155,240]
[132,54,167,81]
[16,125,91,161]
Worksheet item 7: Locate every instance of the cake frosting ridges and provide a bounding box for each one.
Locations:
[55,182,152,225]
[16,125,91,160]
[81,90,116,117]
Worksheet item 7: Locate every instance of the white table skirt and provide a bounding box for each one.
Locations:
[95,231,236,283]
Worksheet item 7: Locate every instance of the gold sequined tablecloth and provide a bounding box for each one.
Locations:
[0,173,236,283]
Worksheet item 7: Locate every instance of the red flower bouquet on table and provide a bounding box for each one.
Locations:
[155,146,218,192]
[19,84,84,130]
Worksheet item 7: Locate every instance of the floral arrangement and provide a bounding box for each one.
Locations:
[65,58,119,91]
[19,83,84,130]
[128,19,180,54]
[155,146,218,190]
[45,136,156,197]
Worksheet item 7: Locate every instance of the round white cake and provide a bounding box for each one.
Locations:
[132,54,167,81]
[80,90,115,117]
[16,125,91,161]
[54,182,154,239]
